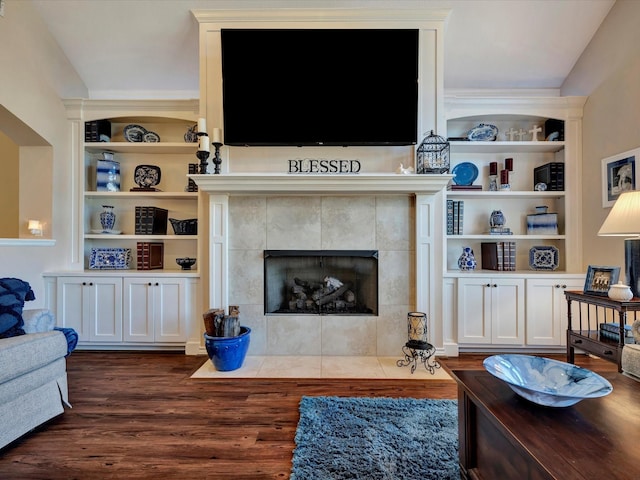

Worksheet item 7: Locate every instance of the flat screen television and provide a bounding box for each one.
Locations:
[221,29,419,147]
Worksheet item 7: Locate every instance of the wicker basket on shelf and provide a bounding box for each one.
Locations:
[169,218,198,235]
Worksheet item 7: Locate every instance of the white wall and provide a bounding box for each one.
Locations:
[0,0,87,305]
[562,0,640,276]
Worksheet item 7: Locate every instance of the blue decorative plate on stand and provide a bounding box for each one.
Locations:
[467,123,498,141]
[529,245,559,270]
[452,162,479,186]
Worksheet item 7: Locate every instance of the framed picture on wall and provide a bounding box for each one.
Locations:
[602,148,640,207]
[583,265,620,296]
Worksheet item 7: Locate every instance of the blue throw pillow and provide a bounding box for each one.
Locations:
[0,278,36,338]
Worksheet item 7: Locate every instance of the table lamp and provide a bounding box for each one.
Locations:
[598,190,640,298]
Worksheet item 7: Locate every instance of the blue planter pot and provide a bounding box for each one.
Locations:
[204,326,251,371]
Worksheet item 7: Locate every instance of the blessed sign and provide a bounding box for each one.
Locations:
[288,159,361,174]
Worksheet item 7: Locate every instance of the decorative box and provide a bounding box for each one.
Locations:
[533,162,564,191]
[96,159,121,192]
[135,206,168,235]
[527,212,558,235]
[89,248,132,269]
[169,218,198,235]
[137,242,164,270]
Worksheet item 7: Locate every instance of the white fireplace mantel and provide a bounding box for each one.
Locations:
[190,173,453,195]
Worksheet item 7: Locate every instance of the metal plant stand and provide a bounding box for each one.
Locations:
[397,340,440,374]
[397,311,441,374]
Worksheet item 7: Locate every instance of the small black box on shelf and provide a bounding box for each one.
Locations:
[136,242,164,270]
[534,162,564,191]
[85,120,112,142]
[135,206,168,235]
[544,119,564,141]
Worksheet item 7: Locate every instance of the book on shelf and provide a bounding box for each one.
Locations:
[134,206,168,235]
[136,242,164,270]
[481,241,516,271]
[447,200,464,235]
[489,226,513,235]
[447,185,483,190]
[446,199,454,235]
[534,162,564,191]
[85,120,111,142]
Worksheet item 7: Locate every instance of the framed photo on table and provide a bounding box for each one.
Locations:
[583,265,620,296]
[602,148,639,207]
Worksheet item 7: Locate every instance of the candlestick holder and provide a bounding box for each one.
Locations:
[196,150,210,174]
[212,142,223,175]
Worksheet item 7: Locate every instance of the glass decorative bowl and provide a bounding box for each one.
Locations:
[483,354,613,407]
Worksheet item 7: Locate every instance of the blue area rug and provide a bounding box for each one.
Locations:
[291,396,459,480]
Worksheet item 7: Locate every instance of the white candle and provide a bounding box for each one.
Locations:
[197,118,207,133]
[212,128,222,144]
[198,135,210,152]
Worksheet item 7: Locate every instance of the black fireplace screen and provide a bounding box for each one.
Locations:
[264,250,378,315]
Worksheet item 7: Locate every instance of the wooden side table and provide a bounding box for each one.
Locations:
[565,290,640,372]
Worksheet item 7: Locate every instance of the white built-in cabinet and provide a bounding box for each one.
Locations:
[44,100,202,351]
[525,277,585,346]
[123,277,187,343]
[457,276,525,345]
[55,276,123,343]
[444,94,586,352]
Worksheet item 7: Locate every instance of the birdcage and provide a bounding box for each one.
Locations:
[416,130,450,174]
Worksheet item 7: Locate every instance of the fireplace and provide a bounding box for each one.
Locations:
[264,250,378,315]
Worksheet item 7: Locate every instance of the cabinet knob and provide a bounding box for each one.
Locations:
[485,283,491,288]
[148,282,152,286]
[155,282,159,286]
[89,282,93,286]
[82,282,87,286]
[492,284,497,288]
[562,284,567,289]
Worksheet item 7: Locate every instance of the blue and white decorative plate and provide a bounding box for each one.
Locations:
[143,131,160,143]
[89,248,131,269]
[483,354,613,407]
[124,124,147,142]
[451,162,479,186]
[467,123,498,142]
[529,245,559,270]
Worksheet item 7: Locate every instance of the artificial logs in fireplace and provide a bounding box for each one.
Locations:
[264,250,378,315]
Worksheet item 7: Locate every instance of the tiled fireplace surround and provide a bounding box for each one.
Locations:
[193,174,450,357]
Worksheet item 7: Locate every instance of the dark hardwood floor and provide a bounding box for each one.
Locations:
[0,351,617,479]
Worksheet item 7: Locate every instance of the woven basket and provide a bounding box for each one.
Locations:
[169,218,197,235]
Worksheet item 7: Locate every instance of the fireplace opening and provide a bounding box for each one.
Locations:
[264,250,378,315]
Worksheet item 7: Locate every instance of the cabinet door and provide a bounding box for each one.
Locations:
[457,277,492,344]
[123,277,187,343]
[123,278,155,342]
[154,278,187,343]
[56,277,88,341]
[526,278,584,346]
[491,278,525,345]
[56,277,122,342]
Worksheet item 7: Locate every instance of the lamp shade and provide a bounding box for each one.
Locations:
[598,191,640,236]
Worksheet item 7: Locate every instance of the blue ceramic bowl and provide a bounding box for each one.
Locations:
[483,354,613,407]
[204,327,251,371]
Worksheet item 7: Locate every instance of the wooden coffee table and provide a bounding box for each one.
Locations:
[451,369,640,479]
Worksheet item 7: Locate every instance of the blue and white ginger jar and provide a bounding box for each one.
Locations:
[458,247,477,271]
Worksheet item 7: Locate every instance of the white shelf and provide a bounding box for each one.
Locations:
[446,190,565,199]
[84,234,197,240]
[447,235,566,240]
[84,142,197,154]
[449,141,565,154]
[85,191,197,200]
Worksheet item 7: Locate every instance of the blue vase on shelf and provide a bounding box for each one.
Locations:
[458,247,477,271]
[100,205,116,231]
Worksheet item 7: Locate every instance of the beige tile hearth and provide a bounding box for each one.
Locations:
[191,355,452,380]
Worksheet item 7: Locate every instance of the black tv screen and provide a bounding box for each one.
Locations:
[221,29,419,147]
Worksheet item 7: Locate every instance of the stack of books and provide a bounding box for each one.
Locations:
[85,120,111,142]
[599,323,635,344]
[134,206,168,235]
[446,200,464,235]
[136,242,164,270]
[187,163,198,192]
[481,241,516,271]
[533,162,564,191]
